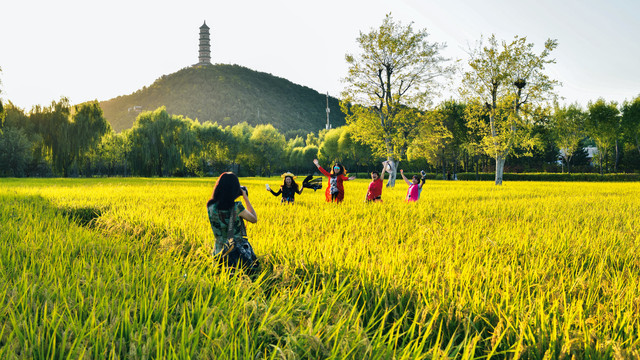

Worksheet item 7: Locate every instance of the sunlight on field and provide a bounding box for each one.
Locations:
[1,178,639,358]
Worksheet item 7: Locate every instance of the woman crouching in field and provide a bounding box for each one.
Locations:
[400,169,426,202]
[313,159,356,203]
[266,172,303,204]
[207,172,258,269]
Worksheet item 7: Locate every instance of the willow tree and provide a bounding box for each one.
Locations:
[341,13,453,187]
[70,101,111,175]
[127,107,198,176]
[461,35,559,185]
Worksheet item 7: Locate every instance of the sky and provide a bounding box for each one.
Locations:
[1,0,638,111]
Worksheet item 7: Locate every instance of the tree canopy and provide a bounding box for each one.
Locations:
[341,13,454,186]
[461,35,559,185]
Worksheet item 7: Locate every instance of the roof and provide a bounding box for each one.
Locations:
[200,21,209,29]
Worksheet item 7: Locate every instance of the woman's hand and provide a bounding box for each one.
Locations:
[348,176,356,181]
[400,169,404,174]
[313,159,320,167]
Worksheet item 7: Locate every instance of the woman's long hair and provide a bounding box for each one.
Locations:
[207,172,242,210]
[281,176,299,191]
[330,163,345,176]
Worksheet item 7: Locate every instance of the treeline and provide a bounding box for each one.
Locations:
[1,97,639,178]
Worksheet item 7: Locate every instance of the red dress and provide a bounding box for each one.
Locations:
[367,178,383,201]
[318,166,350,203]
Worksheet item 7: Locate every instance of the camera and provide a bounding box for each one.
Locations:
[240,185,248,196]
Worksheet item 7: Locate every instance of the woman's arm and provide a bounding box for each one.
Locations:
[269,189,282,197]
[239,189,257,223]
[400,169,411,186]
[313,159,330,177]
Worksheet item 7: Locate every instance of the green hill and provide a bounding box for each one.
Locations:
[99,64,346,133]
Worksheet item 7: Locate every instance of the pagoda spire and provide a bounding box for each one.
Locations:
[195,21,211,66]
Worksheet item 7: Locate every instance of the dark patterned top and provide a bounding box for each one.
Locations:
[207,201,246,255]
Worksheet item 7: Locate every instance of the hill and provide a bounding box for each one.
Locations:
[99,64,346,133]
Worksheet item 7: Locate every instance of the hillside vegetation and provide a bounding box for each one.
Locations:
[99,64,345,133]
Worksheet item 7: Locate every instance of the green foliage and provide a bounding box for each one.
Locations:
[127,107,198,176]
[0,127,32,176]
[342,14,454,185]
[621,95,640,154]
[461,34,559,184]
[99,65,345,133]
[549,103,586,172]
[250,124,286,176]
[586,99,620,173]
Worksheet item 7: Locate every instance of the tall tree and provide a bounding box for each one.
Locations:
[70,101,111,175]
[621,95,640,156]
[461,35,559,185]
[250,124,286,176]
[341,13,454,187]
[225,122,254,174]
[127,107,197,176]
[29,98,74,176]
[550,103,586,173]
[585,99,620,174]
[409,100,467,178]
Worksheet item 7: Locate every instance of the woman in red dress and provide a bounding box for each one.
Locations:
[313,159,356,203]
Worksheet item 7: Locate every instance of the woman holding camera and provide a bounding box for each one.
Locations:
[206,172,257,256]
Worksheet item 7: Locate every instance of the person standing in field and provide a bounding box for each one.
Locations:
[313,159,356,203]
[266,172,303,204]
[400,169,426,202]
[366,161,389,202]
[206,172,257,257]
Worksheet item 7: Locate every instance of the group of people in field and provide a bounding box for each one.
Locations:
[267,159,426,204]
[205,159,427,271]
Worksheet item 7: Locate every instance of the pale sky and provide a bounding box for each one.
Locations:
[1,0,638,111]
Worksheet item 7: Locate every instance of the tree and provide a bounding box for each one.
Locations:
[0,127,32,176]
[550,103,586,173]
[409,100,468,178]
[225,122,254,175]
[250,124,286,176]
[337,126,374,175]
[70,101,111,175]
[127,107,197,176]
[29,98,74,176]
[621,95,640,156]
[461,35,559,185]
[585,99,620,174]
[341,13,454,187]
[191,121,227,175]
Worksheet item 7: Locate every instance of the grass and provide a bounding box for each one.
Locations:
[0,177,639,359]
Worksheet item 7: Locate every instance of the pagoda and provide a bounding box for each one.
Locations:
[194,21,211,66]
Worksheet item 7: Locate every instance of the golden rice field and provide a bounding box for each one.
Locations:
[1,177,639,359]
